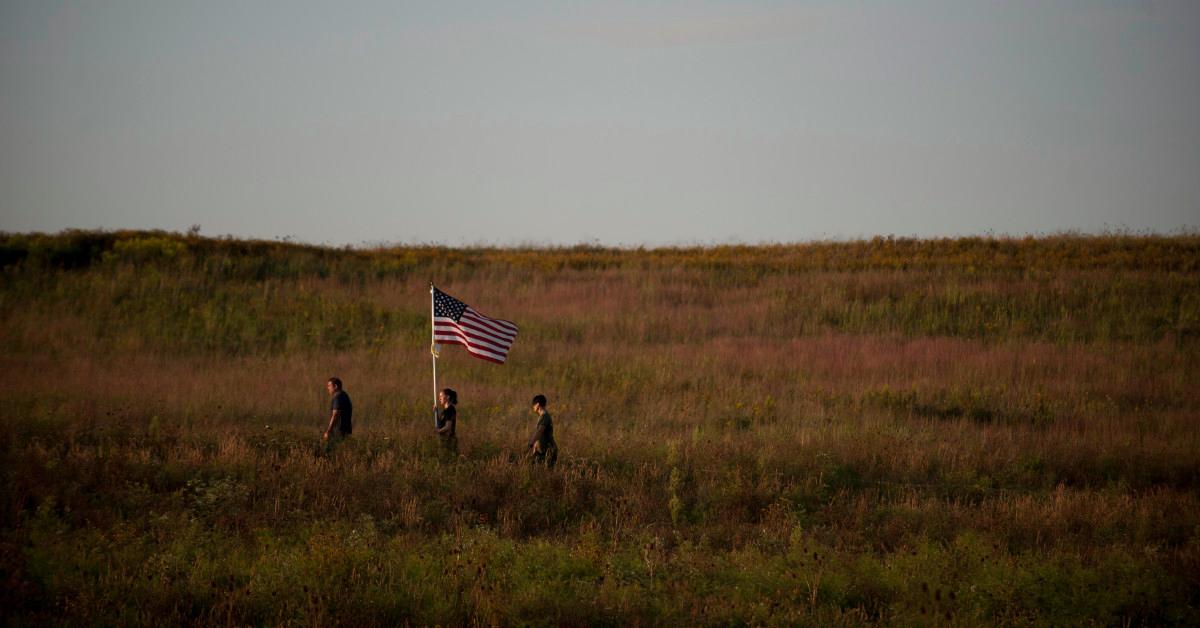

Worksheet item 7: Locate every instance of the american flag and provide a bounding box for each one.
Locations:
[432,287,518,364]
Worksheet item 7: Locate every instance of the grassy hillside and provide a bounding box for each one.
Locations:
[2,230,1199,625]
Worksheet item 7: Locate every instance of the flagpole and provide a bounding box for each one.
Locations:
[430,282,438,427]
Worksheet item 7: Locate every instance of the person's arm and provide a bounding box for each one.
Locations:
[324,409,339,439]
[436,407,454,434]
[526,421,545,451]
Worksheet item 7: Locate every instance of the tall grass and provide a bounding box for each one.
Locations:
[2,230,1198,625]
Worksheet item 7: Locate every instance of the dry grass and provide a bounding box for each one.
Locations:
[1,231,1198,625]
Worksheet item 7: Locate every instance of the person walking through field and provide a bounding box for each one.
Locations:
[435,388,458,456]
[322,377,352,453]
[526,394,558,467]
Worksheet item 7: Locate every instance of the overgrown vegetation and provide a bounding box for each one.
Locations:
[2,230,1198,625]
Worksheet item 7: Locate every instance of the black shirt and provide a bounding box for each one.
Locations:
[529,412,555,450]
[437,405,456,437]
[331,390,353,435]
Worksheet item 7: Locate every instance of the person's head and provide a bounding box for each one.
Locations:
[326,377,343,395]
[531,394,547,414]
[439,388,457,407]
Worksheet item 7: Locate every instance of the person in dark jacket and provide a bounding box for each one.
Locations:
[526,394,557,467]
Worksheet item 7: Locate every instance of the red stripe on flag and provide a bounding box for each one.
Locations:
[434,325,512,356]
[462,309,517,339]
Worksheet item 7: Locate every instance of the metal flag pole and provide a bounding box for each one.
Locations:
[431,282,438,427]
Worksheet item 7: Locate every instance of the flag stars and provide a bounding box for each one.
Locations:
[434,289,467,321]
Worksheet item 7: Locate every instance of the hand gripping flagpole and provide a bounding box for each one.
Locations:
[430,282,439,427]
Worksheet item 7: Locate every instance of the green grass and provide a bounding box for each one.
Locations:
[2,230,1199,625]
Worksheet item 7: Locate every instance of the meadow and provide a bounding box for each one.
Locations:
[1,230,1198,626]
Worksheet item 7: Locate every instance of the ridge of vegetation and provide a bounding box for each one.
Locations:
[2,230,1198,625]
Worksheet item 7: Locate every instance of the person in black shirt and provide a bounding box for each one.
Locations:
[435,388,458,456]
[526,394,557,467]
[323,377,353,452]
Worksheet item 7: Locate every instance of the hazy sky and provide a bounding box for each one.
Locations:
[1,1,1197,246]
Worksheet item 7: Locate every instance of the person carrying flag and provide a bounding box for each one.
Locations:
[435,387,458,456]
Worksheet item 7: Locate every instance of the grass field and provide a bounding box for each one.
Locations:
[2,230,1199,625]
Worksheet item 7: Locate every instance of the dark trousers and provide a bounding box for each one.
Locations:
[532,445,558,468]
[321,431,348,456]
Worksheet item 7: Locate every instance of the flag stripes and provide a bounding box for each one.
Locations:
[432,287,518,364]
